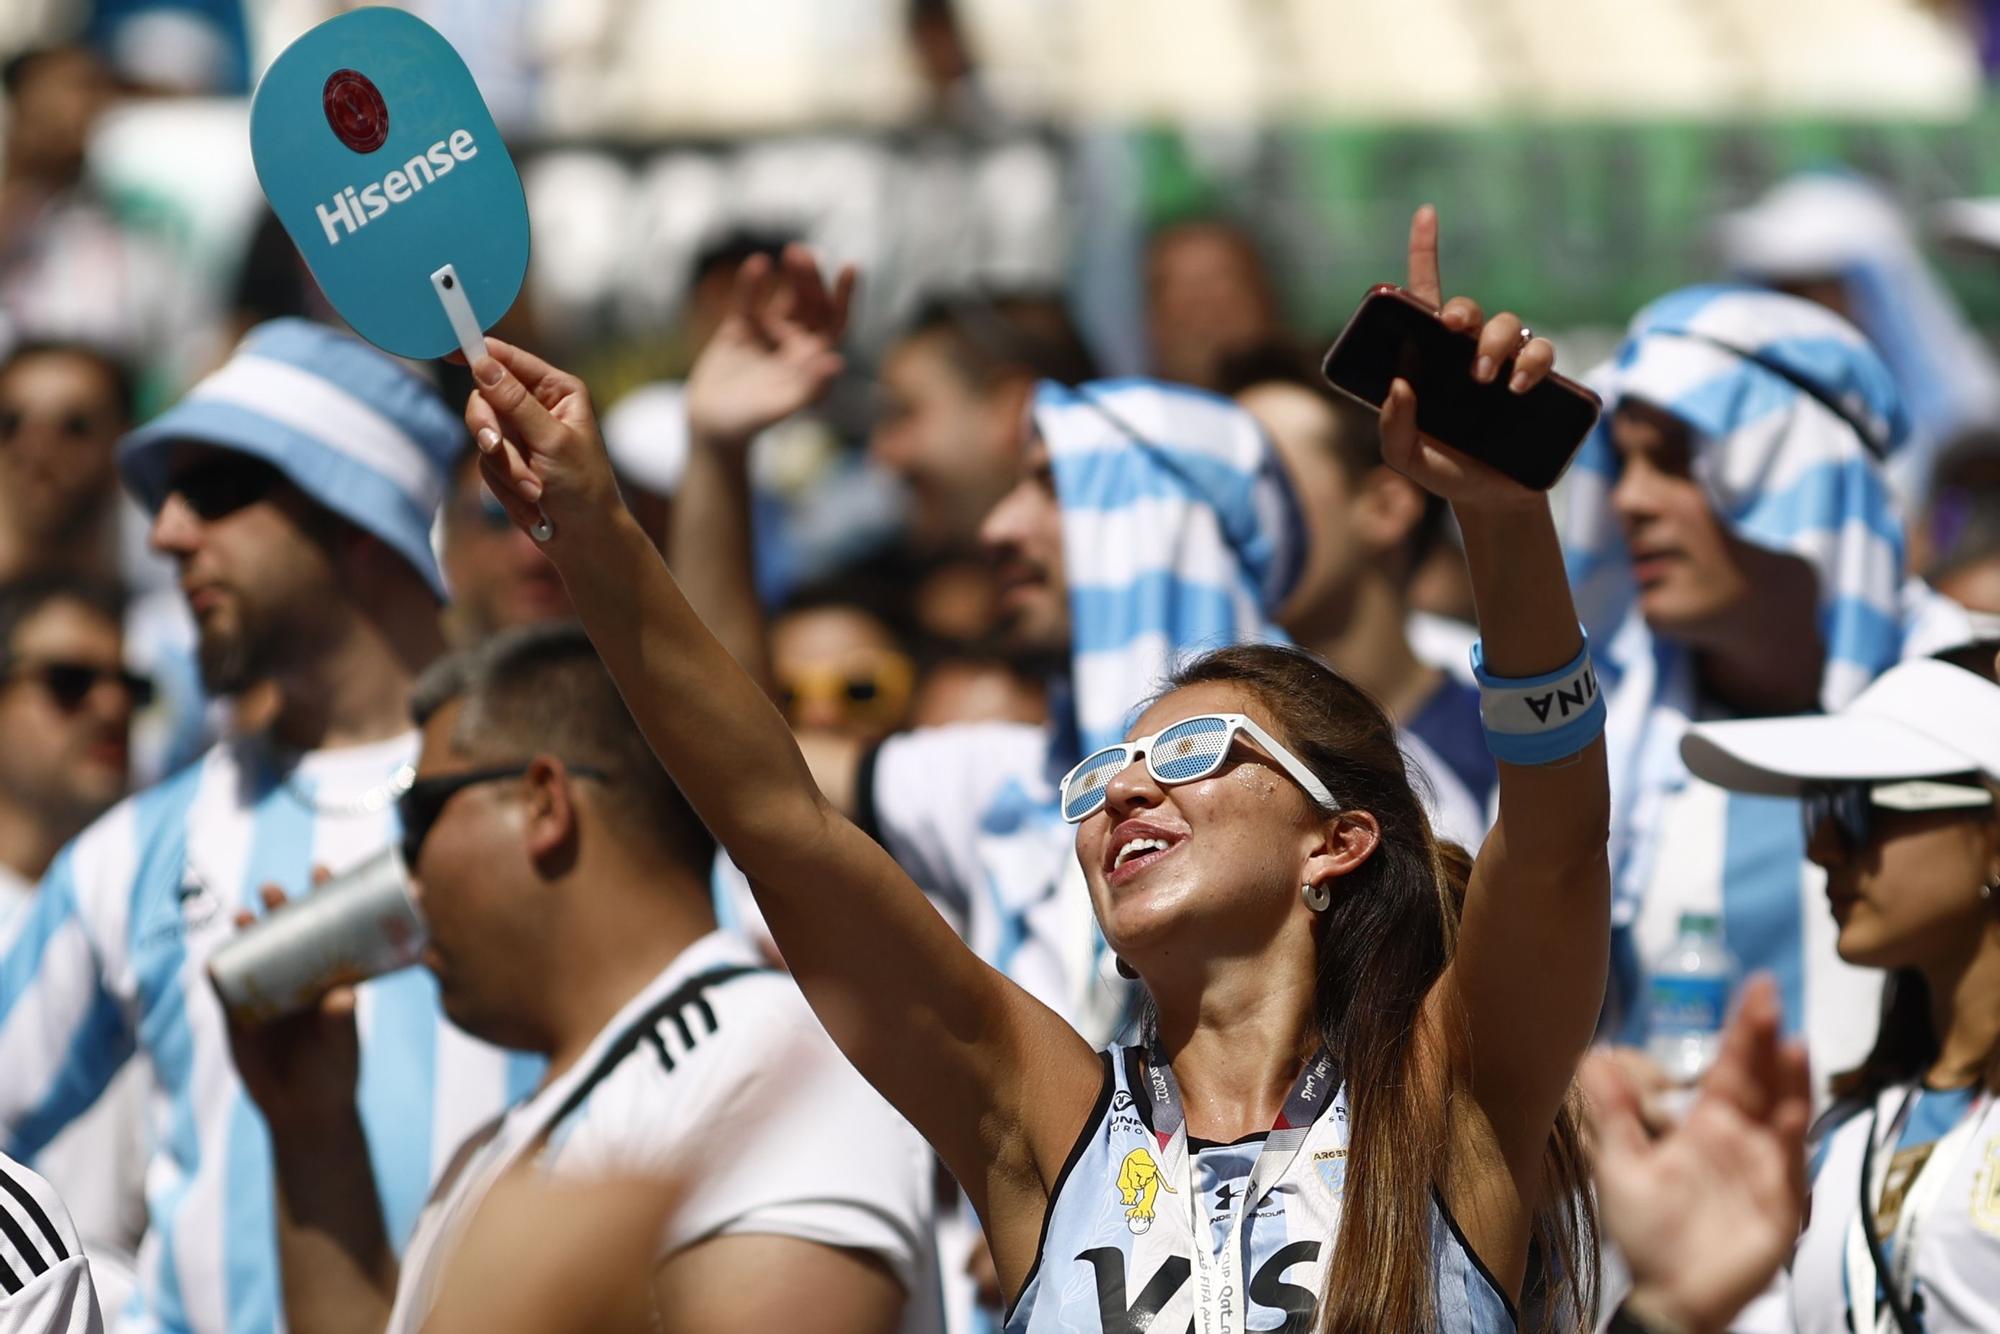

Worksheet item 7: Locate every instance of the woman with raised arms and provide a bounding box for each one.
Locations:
[458,210,1611,1334]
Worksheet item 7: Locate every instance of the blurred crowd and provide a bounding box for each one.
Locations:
[5,3,2000,1334]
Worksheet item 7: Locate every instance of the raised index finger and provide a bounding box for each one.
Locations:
[1406,204,1443,311]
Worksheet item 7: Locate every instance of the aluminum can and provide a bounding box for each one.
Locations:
[209,848,427,1022]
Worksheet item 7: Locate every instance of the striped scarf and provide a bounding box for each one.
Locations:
[1038,378,1305,762]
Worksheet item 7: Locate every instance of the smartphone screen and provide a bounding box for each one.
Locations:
[1320,288,1601,491]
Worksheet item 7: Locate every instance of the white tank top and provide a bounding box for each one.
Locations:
[1005,1047,1517,1333]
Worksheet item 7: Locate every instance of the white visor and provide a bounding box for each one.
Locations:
[1681,658,2000,797]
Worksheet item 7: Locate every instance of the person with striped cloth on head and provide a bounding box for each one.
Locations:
[0,1150,102,1334]
[1561,285,1920,1096]
[0,320,542,1334]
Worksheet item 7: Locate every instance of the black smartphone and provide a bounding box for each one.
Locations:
[1320,285,1602,492]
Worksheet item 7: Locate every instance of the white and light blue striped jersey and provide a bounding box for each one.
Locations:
[1005,1049,1515,1334]
[1,866,151,1328]
[0,731,543,1334]
[0,1150,102,1334]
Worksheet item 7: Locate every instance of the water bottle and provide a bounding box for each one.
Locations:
[1644,912,1737,1087]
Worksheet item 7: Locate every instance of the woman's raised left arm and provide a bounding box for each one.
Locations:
[1386,207,1612,1182]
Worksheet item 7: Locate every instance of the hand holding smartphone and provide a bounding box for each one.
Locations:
[1320,216,1601,493]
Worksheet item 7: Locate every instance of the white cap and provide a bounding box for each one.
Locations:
[600,382,690,498]
[1681,659,2000,797]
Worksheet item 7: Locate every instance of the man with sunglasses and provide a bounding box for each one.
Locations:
[226,624,938,1334]
[0,574,151,1319]
[0,339,222,785]
[0,319,541,1334]
[0,575,145,904]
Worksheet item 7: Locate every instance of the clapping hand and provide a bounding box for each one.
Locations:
[1583,975,1811,1334]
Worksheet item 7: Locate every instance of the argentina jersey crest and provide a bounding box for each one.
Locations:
[1007,1049,1350,1334]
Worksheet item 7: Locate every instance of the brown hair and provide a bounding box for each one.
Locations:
[1165,643,1598,1333]
[1832,967,2000,1102]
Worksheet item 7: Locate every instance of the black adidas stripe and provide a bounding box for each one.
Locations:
[0,1163,68,1265]
[542,964,765,1137]
[0,1159,66,1287]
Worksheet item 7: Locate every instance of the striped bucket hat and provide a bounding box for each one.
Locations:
[117,319,464,598]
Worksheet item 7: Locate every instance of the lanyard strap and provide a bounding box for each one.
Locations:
[1139,1042,1339,1334]
[1846,1086,1995,1334]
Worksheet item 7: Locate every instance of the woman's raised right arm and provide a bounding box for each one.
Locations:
[460,335,1100,1242]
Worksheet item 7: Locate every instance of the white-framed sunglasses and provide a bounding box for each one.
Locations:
[1058,712,1339,824]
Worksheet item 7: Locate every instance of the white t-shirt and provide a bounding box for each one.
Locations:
[0,1150,102,1334]
[385,930,942,1334]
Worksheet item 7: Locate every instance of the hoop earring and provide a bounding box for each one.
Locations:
[1302,881,1332,912]
[1115,956,1139,979]
[1983,877,1999,904]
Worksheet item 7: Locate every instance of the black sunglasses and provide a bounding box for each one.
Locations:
[2,659,154,711]
[1802,776,1995,854]
[165,456,284,522]
[398,761,609,871]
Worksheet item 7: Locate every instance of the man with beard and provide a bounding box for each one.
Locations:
[0,320,541,1334]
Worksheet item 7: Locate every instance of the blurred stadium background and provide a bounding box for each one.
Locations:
[9,0,2000,406]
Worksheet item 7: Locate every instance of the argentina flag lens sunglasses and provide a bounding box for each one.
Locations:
[1058,713,1338,824]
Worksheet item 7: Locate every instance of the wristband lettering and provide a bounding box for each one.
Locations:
[1470,634,1606,766]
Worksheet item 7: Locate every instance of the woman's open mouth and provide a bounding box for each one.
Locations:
[1105,822,1186,887]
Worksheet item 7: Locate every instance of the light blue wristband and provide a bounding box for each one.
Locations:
[1469,631,1605,766]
